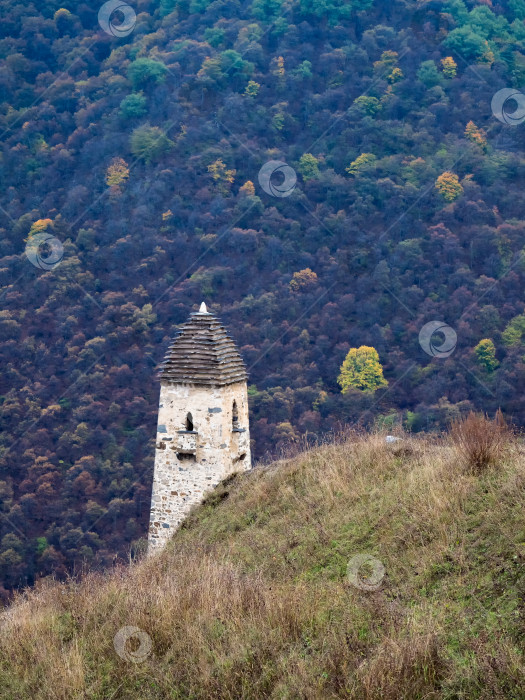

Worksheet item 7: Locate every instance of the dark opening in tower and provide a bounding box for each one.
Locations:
[232,401,239,430]
[186,412,194,431]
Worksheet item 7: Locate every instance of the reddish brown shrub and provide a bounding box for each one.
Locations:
[450,410,510,474]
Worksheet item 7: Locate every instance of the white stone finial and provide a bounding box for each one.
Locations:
[199,302,208,313]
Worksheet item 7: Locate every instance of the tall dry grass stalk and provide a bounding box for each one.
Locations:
[450,410,512,474]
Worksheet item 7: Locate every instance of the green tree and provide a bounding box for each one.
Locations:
[220,50,253,76]
[204,27,225,47]
[271,104,286,132]
[353,96,382,116]
[298,153,320,180]
[346,153,376,176]
[0,548,25,587]
[373,50,399,73]
[252,0,283,20]
[502,314,525,346]
[509,0,525,20]
[120,93,147,120]
[198,51,253,87]
[189,0,212,11]
[298,0,372,23]
[474,339,499,372]
[244,80,260,97]
[36,537,48,555]
[293,60,313,79]
[130,125,173,164]
[160,0,177,15]
[132,304,157,333]
[127,58,167,90]
[417,60,442,87]
[442,0,469,22]
[444,28,486,61]
[338,346,388,394]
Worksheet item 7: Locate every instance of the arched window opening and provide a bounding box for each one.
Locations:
[177,452,196,462]
[232,401,239,429]
[186,412,194,431]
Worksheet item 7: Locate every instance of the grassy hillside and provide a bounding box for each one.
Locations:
[0,430,524,699]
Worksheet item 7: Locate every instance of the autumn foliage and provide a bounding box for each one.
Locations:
[435,172,464,201]
[338,347,388,394]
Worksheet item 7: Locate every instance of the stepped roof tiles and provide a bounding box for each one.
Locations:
[158,303,248,386]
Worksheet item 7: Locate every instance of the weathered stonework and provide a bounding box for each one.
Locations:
[148,304,251,554]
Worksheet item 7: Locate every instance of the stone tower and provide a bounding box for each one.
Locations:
[148,303,251,553]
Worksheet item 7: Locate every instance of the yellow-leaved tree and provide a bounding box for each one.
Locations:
[239,180,255,196]
[346,153,376,176]
[289,268,318,291]
[105,157,129,187]
[435,172,463,201]
[28,218,53,236]
[441,56,457,78]
[465,121,487,150]
[208,159,236,194]
[338,346,388,394]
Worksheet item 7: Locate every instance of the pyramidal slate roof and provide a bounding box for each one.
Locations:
[158,303,248,386]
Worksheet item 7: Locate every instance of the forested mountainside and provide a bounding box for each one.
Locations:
[1,0,525,595]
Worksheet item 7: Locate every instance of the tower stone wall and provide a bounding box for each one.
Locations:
[148,304,251,553]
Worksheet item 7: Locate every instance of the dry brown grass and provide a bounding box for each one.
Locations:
[0,430,523,699]
[450,410,512,474]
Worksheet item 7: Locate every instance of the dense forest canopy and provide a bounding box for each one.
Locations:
[1,0,525,594]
